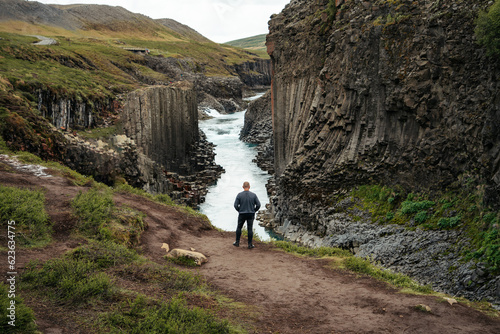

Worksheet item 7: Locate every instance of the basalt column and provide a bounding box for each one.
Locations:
[122,84,199,175]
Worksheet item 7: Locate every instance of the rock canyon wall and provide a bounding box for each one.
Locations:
[122,84,198,175]
[267,0,500,304]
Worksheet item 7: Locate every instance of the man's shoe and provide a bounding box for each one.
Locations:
[248,244,255,249]
[233,242,239,247]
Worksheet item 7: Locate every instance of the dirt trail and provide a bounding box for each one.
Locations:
[1,166,500,334]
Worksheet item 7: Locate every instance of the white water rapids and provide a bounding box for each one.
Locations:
[199,93,274,241]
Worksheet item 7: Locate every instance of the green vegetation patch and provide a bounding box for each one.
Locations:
[21,241,242,333]
[104,295,236,334]
[69,240,140,269]
[115,262,203,293]
[22,258,116,305]
[21,241,136,305]
[475,0,500,57]
[344,182,500,272]
[0,283,37,333]
[71,187,147,246]
[273,240,351,258]
[272,240,431,294]
[343,257,432,294]
[0,185,52,247]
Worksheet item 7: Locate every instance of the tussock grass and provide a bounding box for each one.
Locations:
[272,240,351,258]
[22,258,116,305]
[69,240,140,268]
[21,241,244,333]
[0,185,52,248]
[71,187,148,246]
[104,295,237,334]
[72,187,114,232]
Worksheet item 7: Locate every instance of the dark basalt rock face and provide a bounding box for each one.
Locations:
[240,90,274,173]
[267,0,500,305]
[233,59,272,88]
[122,84,199,175]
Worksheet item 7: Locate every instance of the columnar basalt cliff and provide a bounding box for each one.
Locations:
[240,91,274,173]
[233,59,272,88]
[37,90,118,130]
[121,84,199,175]
[267,0,500,304]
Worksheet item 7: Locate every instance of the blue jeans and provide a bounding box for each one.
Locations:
[236,213,254,245]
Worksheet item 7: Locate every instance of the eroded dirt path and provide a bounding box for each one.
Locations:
[2,167,500,334]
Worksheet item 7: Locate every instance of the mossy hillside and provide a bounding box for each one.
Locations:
[0,32,144,101]
[0,29,264,102]
[340,181,500,272]
[223,34,270,59]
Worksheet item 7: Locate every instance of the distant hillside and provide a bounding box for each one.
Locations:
[225,34,268,58]
[0,0,266,76]
[156,18,211,43]
[0,0,81,30]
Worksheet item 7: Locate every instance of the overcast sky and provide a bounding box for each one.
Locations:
[37,0,290,43]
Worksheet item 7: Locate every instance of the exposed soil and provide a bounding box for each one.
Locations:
[1,163,500,334]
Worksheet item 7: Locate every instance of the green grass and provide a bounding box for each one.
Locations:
[343,257,433,294]
[22,258,116,305]
[223,34,269,58]
[77,125,119,141]
[0,283,37,333]
[114,183,174,205]
[165,256,199,267]
[21,241,136,305]
[72,187,115,235]
[0,185,52,248]
[272,240,433,294]
[20,241,244,333]
[273,240,352,258]
[341,182,500,272]
[475,0,500,57]
[104,295,237,334]
[69,240,141,269]
[71,186,148,246]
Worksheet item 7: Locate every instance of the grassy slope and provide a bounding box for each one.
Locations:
[224,34,269,59]
[0,14,264,100]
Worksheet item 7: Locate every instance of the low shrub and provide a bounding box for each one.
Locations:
[68,240,140,269]
[400,199,435,215]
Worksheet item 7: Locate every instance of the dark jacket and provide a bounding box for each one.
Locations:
[234,190,261,214]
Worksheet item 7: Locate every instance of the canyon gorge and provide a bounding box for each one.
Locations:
[1,0,500,312]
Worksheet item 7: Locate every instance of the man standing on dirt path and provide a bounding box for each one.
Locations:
[233,181,261,249]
